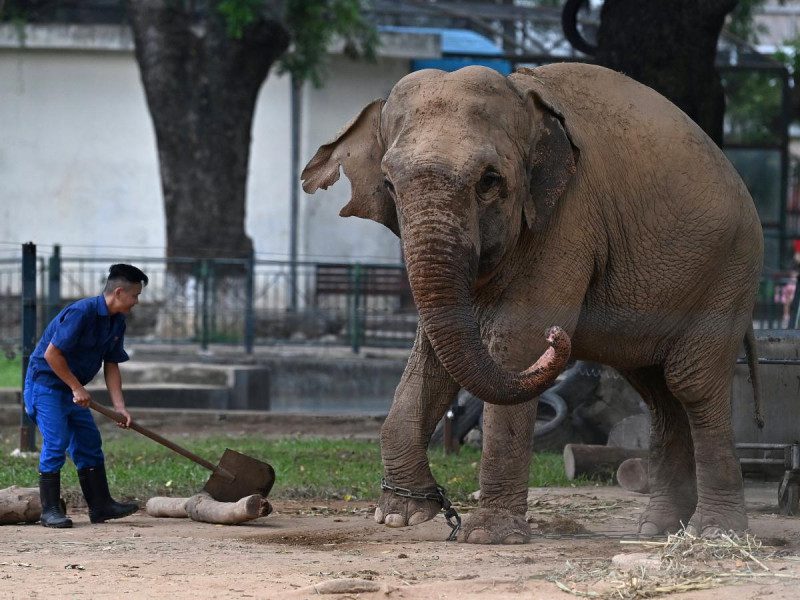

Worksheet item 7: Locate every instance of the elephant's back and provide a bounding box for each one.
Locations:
[513,63,758,233]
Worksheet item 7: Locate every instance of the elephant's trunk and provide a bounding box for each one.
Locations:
[401,205,571,405]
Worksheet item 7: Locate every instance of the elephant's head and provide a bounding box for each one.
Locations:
[302,66,576,405]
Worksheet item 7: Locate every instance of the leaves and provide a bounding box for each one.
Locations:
[280,0,379,87]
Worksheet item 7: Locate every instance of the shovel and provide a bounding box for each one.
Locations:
[89,401,275,503]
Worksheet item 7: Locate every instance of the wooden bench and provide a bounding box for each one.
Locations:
[314,263,414,310]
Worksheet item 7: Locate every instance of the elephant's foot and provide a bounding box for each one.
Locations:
[457,508,531,544]
[685,501,747,537]
[638,497,696,536]
[374,490,441,528]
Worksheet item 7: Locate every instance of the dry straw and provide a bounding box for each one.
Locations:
[552,528,800,599]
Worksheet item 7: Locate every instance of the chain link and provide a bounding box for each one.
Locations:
[381,478,462,541]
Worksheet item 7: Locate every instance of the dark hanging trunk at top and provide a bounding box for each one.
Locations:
[126,1,289,273]
[563,0,737,146]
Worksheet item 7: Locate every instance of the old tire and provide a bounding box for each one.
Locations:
[533,390,571,453]
[429,390,484,447]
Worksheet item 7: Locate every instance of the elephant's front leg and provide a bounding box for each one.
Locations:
[459,401,536,544]
[375,325,460,528]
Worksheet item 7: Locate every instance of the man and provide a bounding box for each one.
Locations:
[24,263,147,528]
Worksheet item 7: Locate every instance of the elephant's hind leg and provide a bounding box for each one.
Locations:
[664,351,747,536]
[376,325,460,529]
[459,400,536,544]
[623,367,697,535]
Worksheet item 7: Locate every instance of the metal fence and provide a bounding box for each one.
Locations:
[1,245,797,357]
[0,247,420,355]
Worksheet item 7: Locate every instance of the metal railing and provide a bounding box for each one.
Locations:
[2,244,798,356]
[0,246,420,355]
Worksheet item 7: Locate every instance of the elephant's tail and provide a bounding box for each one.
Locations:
[743,323,764,429]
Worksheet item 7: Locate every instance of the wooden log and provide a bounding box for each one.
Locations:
[0,486,42,525]
[146,496,189,518]
[563,444,648,480]
[184,492,272,525]
[616,457,650,494]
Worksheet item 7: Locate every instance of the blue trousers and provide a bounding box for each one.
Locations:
[23,381,105,473]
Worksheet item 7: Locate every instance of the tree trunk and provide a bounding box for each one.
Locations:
[0,486,42,525]
[126,1,290,273]
[564,0,737,147]
[596,0,737,146]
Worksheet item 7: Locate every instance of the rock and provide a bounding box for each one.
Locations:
[310,578,382,594]
[607,414,651,449]
[611,552,661,572]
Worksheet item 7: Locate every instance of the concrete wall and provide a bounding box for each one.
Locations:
[0,25,436,263]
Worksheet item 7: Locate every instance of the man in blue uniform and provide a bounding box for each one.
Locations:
[24,263,148,528]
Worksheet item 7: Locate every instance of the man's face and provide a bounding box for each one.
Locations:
[115,283,143,314]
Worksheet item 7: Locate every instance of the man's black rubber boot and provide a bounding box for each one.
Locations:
[39,472,73,528]
[77,465,138,523]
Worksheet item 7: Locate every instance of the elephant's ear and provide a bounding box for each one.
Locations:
[524,92,579,231]
[301,99,399,236]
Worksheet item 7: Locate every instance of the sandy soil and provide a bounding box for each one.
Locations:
[3,484,800,600]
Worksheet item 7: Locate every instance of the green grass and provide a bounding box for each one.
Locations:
[0,433,593,503]
[0,355,21,388]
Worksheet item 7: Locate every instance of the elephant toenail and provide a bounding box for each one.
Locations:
[374,507,384,523]
[639,522,661,536]
[384,514,407,528]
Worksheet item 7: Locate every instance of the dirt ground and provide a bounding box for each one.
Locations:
[3,483,800,600]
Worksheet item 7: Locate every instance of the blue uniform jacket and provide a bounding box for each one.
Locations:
[25,295,129,397]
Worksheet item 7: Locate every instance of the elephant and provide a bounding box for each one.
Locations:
[301,63,763,543]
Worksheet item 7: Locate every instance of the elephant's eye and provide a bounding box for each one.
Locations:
[383,178,396,196]
[476,170,502,198]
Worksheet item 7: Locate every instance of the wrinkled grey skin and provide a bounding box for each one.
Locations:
[302,63,763,544]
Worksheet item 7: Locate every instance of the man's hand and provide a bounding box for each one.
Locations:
[115,408,132,428]
[72,385,91,407]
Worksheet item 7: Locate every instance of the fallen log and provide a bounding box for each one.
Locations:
[563,444,648,481]
[0,486,42,525]
[186,492,272,525]
[145,496,189,518]
[616,457,650,494]
[147,493,272,525]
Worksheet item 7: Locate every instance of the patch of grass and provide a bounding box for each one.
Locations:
[0,432,592,502]
[0,355,21,388]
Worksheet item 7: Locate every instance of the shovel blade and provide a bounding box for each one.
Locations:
[202,448,275,503]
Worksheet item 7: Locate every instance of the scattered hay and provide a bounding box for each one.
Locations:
[552,528,800,599]
[527,494,638,523]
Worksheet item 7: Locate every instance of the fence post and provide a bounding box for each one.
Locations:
[200,259,210,351]
[244,251,255,354]
[47,244,61,323]
[349,263,363,354]
[20,242,37,452]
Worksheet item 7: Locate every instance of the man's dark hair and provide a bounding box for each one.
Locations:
[104,264,149,293]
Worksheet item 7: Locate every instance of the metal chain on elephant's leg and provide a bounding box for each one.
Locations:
[380,478,462,541]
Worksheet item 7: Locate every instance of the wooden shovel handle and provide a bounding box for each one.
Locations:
[88,401,218,473]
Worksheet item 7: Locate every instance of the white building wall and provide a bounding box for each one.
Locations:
[0,26,437,263]
[0,50,164,256]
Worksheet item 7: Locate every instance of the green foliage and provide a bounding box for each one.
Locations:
[280,0,379,86]
[727,0,770,43]
[217,0,264,38]
[0,434,593,503]
[213,0,378,86]
[0,355,21,388]
[723,70,784,144]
